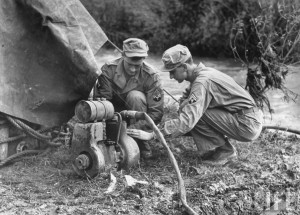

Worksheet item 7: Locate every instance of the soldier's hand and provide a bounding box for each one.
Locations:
[178,99,189,113]
[127,129,154,140]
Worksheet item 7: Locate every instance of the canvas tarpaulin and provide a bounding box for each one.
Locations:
[0,0,108,127]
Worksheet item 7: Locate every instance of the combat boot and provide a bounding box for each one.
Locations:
[202,139,237,166]
[136,139,153,159]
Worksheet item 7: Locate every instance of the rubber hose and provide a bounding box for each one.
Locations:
[140,112,198,215]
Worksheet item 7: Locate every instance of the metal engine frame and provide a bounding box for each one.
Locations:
[71,110,140,178]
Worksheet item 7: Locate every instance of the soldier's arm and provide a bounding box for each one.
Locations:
[162,81,212,137]
[144,73,164,124]
[179,85,191,103]
[95,64,113,100]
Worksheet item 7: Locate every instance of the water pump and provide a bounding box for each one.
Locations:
[71,99,140,178]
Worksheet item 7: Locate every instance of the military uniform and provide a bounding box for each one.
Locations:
[95,38,164,159]
[96,57,164,126]
[162,63,263,153]
[157,44,264,163]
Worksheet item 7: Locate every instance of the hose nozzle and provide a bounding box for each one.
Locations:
[120,111,145,121]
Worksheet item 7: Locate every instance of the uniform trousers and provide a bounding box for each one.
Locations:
[189,108,263,153]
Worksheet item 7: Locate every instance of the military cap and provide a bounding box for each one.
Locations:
[123,38,149,57]
[160,44,191,72]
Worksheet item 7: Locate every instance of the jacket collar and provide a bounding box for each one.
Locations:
[191,62,205,82]
[113,58,141,91]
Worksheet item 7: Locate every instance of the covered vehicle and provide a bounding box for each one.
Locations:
[0,0,107,127]
[0,0,141,174]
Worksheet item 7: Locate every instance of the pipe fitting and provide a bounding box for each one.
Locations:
[75,154,90,170]
[120,110,145,121]
[16,141,28,153]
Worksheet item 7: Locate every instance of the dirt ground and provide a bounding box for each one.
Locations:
[1,54,300,214]
[1,111,300,215]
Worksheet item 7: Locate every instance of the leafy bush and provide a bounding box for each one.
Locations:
[230,0,300,111]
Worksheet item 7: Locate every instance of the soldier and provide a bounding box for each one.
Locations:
[127,44,264,165]
[95,38,164,159]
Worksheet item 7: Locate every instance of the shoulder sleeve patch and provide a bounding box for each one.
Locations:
[153,88,162,102]
[188,93,197,104]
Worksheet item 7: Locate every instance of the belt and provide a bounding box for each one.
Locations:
[236,107,259,115]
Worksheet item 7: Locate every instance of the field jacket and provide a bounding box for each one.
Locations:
[96,57,164,124]
[163,63,257,137]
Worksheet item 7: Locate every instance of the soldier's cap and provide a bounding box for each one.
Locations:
[123,38,149,58]
[123,56,144,66]
[160,44,191,72]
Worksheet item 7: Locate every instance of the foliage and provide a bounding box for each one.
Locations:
[80,0,167,50]
[230,0,300,112]
[164,0,254,56]
[80,0,266,56]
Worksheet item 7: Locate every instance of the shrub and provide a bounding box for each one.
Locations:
[230,0,300,111]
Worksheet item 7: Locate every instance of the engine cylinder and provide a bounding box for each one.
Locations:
[75,100,114,123]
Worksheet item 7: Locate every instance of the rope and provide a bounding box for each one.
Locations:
[38,126,56,133]
[98,73,132,109]
[163,89,179,103]
[0,134,26,145]
[44,137,64,147]
[6,116,52,140]
[0,148,51,167]
[107,39,123,53]
[0,115,67,168]
[0,109,72,170]
[263,125,300,135]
